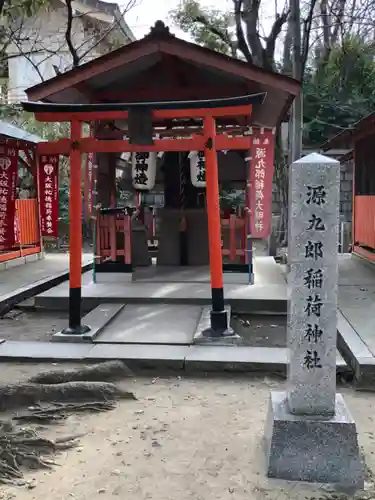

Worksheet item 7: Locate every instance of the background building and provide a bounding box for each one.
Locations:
[1,0,135,103]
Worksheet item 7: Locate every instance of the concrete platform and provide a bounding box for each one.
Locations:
[34,257,288,314]
[134,266,251,284]
[337,310,375,387]
[133,257,284,285]
[337,254,375,385]
[0,253,93,315]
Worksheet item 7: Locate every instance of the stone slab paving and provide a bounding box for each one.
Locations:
[184,347,347,373]
[0,341,92,360]
[185,345,289,373]
[95,304,202,345]
[0,340,348,375]
[86,343,189,370]
[52,303,125,343]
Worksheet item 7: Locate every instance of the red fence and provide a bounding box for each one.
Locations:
[354,195,375,250]
[15,199,40,246]
[0,199,40,262]
[221,214,247,264]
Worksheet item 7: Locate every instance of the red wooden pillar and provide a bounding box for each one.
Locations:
[64,121,89,334]
[203,115,229,335]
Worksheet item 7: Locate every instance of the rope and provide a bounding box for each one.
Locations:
[179,152,185,211]
[245,152,253,285]
[92,164,98,284]
[179,152,186,230]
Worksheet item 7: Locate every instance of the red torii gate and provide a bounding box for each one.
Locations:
[23,94,263,339]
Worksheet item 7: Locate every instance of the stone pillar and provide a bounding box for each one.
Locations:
[264,153,363,489]
[288,153,339,415]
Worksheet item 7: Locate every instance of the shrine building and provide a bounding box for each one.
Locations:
[21,21,300,337]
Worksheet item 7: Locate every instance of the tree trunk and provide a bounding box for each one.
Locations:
[274,130,289,246]
[290,0,303,163]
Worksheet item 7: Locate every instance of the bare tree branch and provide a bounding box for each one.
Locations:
[301,0,319,77]
[65,0,80,68]
[264,7,290,68]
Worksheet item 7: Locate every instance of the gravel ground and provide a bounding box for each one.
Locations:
[0,363,374,500]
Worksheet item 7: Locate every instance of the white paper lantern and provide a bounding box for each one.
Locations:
[120,151,131,162]
[131,152,157,191]
[189,150,206,188]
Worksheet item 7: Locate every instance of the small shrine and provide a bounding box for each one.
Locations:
[22,21,300,337]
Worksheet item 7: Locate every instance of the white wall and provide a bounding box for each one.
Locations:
[5,0,127,101]
[7,52,72,102]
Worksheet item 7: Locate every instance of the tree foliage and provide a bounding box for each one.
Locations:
[170,0,375,244]
[171,0,237,57]
[171,0,375,147]
[304,36,375,145]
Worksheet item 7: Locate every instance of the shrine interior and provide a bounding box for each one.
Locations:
[97,144,248,274]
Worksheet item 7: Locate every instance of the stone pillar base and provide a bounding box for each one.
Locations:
[193,305,242,345]
[264,391,364,490]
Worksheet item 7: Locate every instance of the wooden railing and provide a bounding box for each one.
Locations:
[96,211,248,265]
[354,195,375,249]
[221,214,247,264]
[96,213,132,264]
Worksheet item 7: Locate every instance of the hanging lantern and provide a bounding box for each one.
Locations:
[120,152,131,162]
[189,150,206,188]
[131,152,157,191]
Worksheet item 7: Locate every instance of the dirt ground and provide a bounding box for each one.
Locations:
[232,314,286,347]
[0,310,67,342]
[0,362,374,500]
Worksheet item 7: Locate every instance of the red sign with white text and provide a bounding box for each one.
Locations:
[84,152,95,221]
[38,154,59,238]
[250,129,275,238]
[0,145,18,249]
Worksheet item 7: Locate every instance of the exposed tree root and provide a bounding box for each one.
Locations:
[0,421,81,485]
[13,401,117,423]
[0,362,139,486]
[0,381,136,412]
[27,361,133,385]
